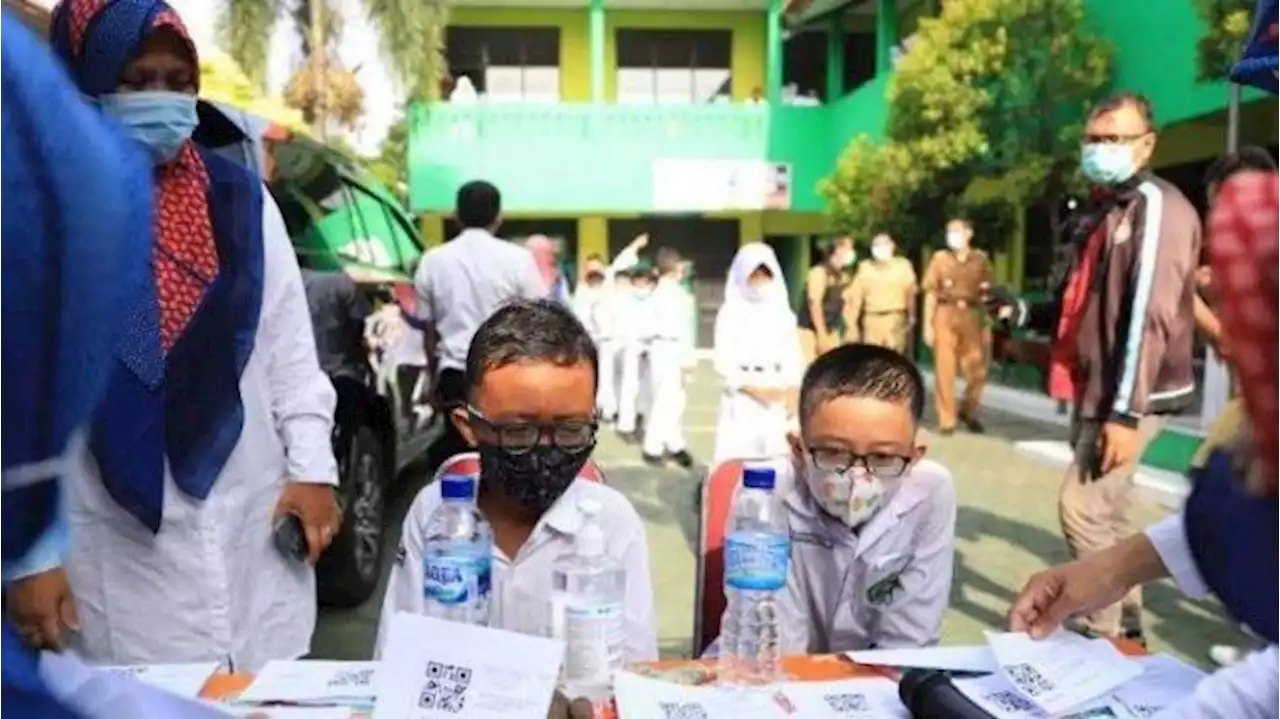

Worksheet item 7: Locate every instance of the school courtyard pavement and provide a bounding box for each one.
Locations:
[311,361,1247,668]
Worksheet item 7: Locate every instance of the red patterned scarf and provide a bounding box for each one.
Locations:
[59,0,219,352]
[1210,171,1279,487]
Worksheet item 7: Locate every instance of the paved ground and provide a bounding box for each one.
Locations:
[311,362,1247,667]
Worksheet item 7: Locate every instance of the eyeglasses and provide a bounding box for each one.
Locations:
[1083,131,1152,145]
[466,406,597,455]
[806,446,912,478]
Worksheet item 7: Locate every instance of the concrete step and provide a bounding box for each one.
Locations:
[1013,439,1191,509]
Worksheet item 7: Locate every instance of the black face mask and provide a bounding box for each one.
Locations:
[477,443,594,515]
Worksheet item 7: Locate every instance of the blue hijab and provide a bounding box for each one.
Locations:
[50,0,267,533]
[2,12,153,716]
[1232,0,1278,93]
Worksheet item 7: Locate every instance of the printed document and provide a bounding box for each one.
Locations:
[984,631,1143,716]
[373,612,564,719]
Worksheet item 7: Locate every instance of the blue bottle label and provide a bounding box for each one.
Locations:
[724,531,790,591]
[424,548,492,605]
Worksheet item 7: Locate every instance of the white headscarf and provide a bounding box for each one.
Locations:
[725,242,790,312]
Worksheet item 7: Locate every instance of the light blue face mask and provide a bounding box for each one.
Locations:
[97,91,198,165]
[1081,142,1138,185]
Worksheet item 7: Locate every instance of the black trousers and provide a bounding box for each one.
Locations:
[425,368,470,473]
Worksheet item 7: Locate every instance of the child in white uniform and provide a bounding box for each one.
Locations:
[712,243,804,464]
[641,249,696,468]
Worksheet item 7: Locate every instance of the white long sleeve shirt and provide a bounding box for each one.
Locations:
[1146,512,1279,718]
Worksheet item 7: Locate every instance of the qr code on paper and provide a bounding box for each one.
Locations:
[658,701,709,719]
[417,661,472,714]
[327,668,374,691]
[984,689,1040,713]
[823,693,871,715]
[1006,662,1056,698]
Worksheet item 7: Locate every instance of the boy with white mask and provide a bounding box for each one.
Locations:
[712,243,804,464]
[709,343,956,654]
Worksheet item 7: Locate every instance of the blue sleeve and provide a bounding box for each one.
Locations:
[3,499,68,583]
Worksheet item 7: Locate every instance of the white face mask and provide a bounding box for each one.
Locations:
[871,244,893,261]
[743,282,773,303]
[945,231,968,251]
[804,461,889,529]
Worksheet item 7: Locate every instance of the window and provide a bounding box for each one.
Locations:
[615,29,732,104]
[446,27,560,102]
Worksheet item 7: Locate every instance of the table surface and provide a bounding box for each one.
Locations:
[198,638,1147,703]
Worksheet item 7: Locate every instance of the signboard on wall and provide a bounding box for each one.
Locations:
[651,159,792,212]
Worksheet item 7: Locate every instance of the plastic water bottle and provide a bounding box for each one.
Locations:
[423,474,493,625]
[720,465,790,683]
[551,499,625,706]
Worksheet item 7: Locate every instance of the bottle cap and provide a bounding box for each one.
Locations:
[576,499,605,557]
[742,466,776,490]
[440,474,477,500]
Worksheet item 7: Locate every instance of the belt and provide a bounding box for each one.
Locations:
[865,308,908,316]
[936,298,978,308]
[739,365,779,373]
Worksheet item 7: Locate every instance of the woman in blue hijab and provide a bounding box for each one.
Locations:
[1,11,226,718]
[5,0,341,672]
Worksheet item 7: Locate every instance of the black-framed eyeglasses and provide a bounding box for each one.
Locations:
[1083,131,1152,145]
[466,406,597,455]
[806,446,912,478]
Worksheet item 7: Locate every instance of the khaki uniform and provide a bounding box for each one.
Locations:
[798,264,853,362]
[923,249,994,430]
[847,257,918,354]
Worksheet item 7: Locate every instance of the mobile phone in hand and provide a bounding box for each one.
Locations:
[272,513,308,562]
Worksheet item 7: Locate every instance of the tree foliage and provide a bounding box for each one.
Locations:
[822,0,1112,252]
[199,50,308,132]
[369,113,409,202]
[1194,0,1257,80]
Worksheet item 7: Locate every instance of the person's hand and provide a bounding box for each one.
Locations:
[631,233,650,251]
[984,285,1020,324]
[1100,421,1139,473]
[7,567,79,651]
[546,691,595,719]
[1009,553,1132,638]
[274,482,342,564]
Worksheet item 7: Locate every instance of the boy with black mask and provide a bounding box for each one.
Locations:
[374,300,658,664]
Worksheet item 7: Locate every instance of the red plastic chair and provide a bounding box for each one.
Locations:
[432,452,605,484]
[692,459,745,657]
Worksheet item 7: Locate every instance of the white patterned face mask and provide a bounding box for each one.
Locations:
[804,460,889,529]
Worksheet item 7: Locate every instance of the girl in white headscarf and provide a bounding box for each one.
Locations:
[712,243,805,464]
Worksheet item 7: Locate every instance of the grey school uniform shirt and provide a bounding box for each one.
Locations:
[725,458,957,654]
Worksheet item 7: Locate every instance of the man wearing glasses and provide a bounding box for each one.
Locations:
[988,91,1201,644]
[374,300,658,664]
[708,343,956,655]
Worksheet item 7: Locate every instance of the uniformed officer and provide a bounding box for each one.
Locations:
[923,218,994,435]
[847,233,918,355]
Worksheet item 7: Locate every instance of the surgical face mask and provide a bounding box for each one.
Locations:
[871,244,893,261]
[945,231,967,251]
[98,91,198,165]
[744,281,773,302]
[477,443,593,516]
[804,461,889,529]
[1081,142,1138,185]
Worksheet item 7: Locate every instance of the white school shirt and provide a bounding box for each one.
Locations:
[1146,513,1279,718]
[374,477,659,663]
[63,191,338,672]
[717,459,956,655]
[644,277,697,366]
[571,248,640,342]
[413,229,547,373]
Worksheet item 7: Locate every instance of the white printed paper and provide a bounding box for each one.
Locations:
[846,645,998,673]
[1107,654,1206,719]
[373,612,564,719]
[100,662,221,698]
[985,631,1143,716]
[778,677,909,718]
[613,671,785,719]
[955,672,1120,719]
[230,708,352,719]
[238,661,379,705]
